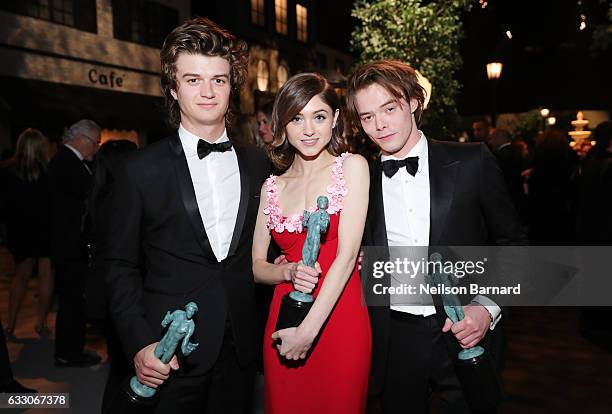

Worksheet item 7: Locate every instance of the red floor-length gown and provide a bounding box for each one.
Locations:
[262,153,371,414]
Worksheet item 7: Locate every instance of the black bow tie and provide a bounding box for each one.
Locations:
[382,156,419,178]
[197,139,233,159]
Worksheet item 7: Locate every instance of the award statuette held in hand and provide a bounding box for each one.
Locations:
[104,302,199,414]
[275,196,330,331]
[427,253,505,411]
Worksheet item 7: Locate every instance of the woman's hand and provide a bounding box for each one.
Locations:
[289,261,321,294]
[271,325,317,360]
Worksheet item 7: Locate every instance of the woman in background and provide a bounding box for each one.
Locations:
[4,128,54,338]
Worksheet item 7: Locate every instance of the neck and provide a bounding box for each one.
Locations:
[290,150,335,177]
[181,119,226,143]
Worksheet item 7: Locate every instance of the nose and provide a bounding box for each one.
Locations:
[303,119,315,137]
[375,115,386,131]
[200,81,214,98]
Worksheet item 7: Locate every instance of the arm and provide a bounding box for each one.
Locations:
[102,160,157,359]
[181,322,198,356]
[161,311,173,328]
[252,183,295,285]
[444,145,528,346]
[274,155,370,359]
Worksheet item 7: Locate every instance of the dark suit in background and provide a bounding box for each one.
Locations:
[48,145,93,360]
[102,134,269,413]
[363,140,527,413]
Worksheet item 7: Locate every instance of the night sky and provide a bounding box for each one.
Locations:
[315,0,611,116]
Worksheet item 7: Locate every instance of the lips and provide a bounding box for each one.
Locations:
[197,103,217,109]
[377,132,396,141]
[300,138,319,146]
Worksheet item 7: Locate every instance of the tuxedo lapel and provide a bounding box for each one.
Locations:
[168,135,216,261]
[369,158,389,247]
[428,140,459,246]
[227,144,250,257]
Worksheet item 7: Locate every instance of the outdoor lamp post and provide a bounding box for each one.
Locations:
[486,62,503,127]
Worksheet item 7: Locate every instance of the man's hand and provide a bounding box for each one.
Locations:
[441,305,492,349]
[133,342,179,388]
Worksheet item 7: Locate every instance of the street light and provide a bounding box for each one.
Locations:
[486,62,503,81]
[486,62,503,127]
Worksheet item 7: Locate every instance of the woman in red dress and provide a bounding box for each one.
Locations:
[252,73,371,413]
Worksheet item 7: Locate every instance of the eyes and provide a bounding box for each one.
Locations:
[290,114,328,125]
[360,105,397,123]
[185,77,228,85]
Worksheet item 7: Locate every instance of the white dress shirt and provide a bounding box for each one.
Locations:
[179,124,240,262]
[382,131,501,328]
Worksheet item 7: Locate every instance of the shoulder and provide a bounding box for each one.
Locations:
[429,139,488,163]
[341,153,369,177]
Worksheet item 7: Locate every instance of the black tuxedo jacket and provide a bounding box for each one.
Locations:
[48,145,92,262]
[363,139,527,392]
[102,134,270,375]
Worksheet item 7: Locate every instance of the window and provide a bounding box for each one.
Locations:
[257,60,270,92]
[112,0,178,48]
[296,3,308,42]
[251,0,265,26]
[1,0,97,32]
[277,65,288,89]
[275,0,287,35]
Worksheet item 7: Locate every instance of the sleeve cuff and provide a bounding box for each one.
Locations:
[471,295,502,330]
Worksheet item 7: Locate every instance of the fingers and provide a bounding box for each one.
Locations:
[271,331,280,340]
[459,333,483,348]
[292,264,320,293]
[274,254,288,265]
[169,355,179,371]
[442,318,453,332]
[134,343,173,388]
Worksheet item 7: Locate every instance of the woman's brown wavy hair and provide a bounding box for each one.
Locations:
[267,73,347,171]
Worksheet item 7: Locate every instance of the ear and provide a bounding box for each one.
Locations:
[409,98,419,114]
[332,109,340,129]
[170,89,178,100]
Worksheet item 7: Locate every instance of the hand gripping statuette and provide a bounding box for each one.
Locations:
[427,253,505,410]
[275,196,330,331]
[105,302,199,414]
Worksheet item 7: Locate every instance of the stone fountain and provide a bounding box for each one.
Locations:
[568,111,592,149]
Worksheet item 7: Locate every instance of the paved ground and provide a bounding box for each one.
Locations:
[2,245,611,413]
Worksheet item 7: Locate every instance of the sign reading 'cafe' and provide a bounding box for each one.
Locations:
[88,68,125,89]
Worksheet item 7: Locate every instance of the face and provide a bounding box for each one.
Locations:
[472,121,490,141]
[354,83,419,158]
[79,131,101,160]
[171,54,231,132]
[285,95,339,158]
[256,111,274,144]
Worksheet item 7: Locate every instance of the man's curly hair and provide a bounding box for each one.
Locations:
[160,17,249,128]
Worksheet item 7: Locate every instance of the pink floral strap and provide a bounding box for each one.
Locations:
[263,152,353,233]
[326,152,352,215]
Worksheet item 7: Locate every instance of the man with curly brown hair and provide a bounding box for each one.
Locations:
[102,17,270,413]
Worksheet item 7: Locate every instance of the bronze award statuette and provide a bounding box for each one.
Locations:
[427,253,505,411]
[105,302,199,414]
[275,196,330,331]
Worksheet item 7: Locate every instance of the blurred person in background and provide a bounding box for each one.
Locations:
[4,128,54,338]
[48,119,102,367]
[255,101,274,147]
[471,117,491,142]
[526,129,579,244]
[85,139,138,408]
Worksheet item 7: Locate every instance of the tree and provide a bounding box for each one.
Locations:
[350,0,473,138]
